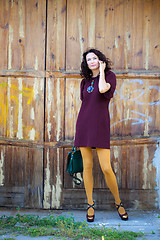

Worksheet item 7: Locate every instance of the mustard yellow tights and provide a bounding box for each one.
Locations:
[80,147,125,217]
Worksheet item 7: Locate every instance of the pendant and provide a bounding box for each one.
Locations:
[87,86,94,93]
[87,79,95,93]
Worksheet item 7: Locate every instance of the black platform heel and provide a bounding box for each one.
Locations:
[86,203,95,222]
[115,202,128,221]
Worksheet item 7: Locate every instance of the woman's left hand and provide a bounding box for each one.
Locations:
[99,61,106,73]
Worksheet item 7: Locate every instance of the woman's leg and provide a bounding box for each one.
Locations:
[96,148,126,216]
[80,147,94,217]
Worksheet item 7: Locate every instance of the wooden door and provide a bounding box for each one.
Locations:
[0,0,46,208]
[43,0,160,210]
[0,0,159,210]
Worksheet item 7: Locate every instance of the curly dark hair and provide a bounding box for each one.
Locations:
[80,48,112,79]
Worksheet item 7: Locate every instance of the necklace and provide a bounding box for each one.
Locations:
[87,79,95,93]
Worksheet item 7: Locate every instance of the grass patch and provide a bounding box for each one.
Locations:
[2,238,16,240]
[0,214,144,239]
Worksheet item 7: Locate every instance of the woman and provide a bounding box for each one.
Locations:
[74,48,128,222]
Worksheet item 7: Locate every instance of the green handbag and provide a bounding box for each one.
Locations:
[66,145,83,185]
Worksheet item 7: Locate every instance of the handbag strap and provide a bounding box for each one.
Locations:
[72,145,77,153]
[71,174,82,185]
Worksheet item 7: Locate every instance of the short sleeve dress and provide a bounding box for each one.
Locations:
[74,70,116,149]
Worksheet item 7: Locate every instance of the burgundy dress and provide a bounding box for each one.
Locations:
[74,70,116,149]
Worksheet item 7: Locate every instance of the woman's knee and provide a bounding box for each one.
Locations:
[83,161,93,171]
[101,165,113,175]
[80,147,93,169]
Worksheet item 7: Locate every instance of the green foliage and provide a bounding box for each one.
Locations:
[2,238,16,240]
[0,214,144,240]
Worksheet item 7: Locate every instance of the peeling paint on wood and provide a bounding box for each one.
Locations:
[145,38,149,70]
[17,78,23,139]
[19,1,24,38]
[113,146,119,159]
[0,149,4,186]
[33,78,39,100]
[142,145,150,189]
[28,128,35,141]
[56,78,61,142]
[144,107,149,136]
[11,0,14,8]
[8,26,13,69]
[51,148,62,209]
[31,107,35,120]
[78,18,83,60]
[47,78,53,142]
[115,37,118,49]
[124,31,131,69]
[7,78,14,138]
[43,149,51,209]
[35,56,38,71]
[153,139,160,209]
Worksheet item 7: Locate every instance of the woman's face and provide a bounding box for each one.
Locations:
[86,52,99,71]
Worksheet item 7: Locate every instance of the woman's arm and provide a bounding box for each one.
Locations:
[98,61,111,93]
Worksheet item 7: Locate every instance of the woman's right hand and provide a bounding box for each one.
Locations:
[99,60,106,73]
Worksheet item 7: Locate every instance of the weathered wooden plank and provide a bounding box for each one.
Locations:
[43,147,63,209]
[120,143,157,190]
[0,0,9,69]
[4,146,25,187]
[0,70,45,78]
[0,135,158,149]
[0,198,24,208]
[0,146,5,188]
[123,0,133,70]
[65,78,82,140]
[0,70,159,79]
[46,0,66,71]
[66,0,87,71]
[0,138,44,149]
[0,186,24,193]
[150,0,160,69]
[45,77,64,142]
[132,0,143,69]
[25,0,46,70]
[0,78,7,137]
[0,186,24,208]
[142,0,152,70]
[86,0,96,48]
[110,78,124,137]
[7,0,22,69]
[7,0,46,70]
[63,189,158,209]
[22,77,44,142]
[0,144,43,208]
[24,147,43,208]
[104,0,115,62]
[95,0,105,51]
[113,0,124,69]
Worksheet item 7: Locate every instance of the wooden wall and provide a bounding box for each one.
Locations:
[0,0,160,210]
